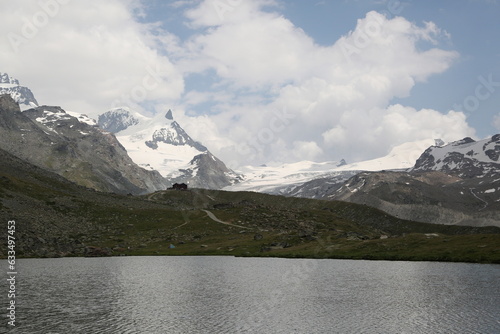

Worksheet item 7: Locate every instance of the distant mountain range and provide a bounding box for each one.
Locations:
[1,72,498,228]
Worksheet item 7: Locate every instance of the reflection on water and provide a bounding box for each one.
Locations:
[2,257,499,333]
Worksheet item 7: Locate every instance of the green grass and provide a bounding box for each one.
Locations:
[78,192,500,263]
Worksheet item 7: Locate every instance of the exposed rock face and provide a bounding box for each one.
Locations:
[0,94,168,194]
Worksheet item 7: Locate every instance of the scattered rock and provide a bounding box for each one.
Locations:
[341,232,369,241]
[254,234,263,241]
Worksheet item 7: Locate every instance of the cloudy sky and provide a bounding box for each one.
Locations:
[1,0,499,167]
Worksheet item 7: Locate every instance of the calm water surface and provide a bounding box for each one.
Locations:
[2,256,499,333]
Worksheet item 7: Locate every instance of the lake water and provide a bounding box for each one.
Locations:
[2,256,499,333]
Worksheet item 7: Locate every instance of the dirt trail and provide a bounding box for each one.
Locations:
[201,210,251,229]
[470,188,488,211]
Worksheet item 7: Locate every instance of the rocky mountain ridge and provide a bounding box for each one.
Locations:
[0,94,168,194]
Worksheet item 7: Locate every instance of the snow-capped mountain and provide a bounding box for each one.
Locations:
[412,136,500,178]
[0,73,38,109]
[0,94,168,194]
[98,108,242,189]
[225,139,437,195]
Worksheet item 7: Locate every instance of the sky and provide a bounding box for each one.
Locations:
[1,0,499,168]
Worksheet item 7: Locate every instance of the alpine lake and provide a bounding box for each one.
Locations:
[2,256,499,333]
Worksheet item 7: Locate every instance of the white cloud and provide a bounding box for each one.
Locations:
[182,1,314,90]
[178,4,471,165]
[184,0,279,29]
[0,0,476,168]
[322,105,475,161]
[292,141,324,161]
[0,0,184,116]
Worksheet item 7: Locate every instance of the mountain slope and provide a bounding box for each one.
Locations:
[0,94,168,194]
[98,108,242,189]
[330,170,500,227]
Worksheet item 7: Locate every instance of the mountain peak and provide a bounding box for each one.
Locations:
[337,159,347,167]
[434,139,445,146]
[0,72,38,109]
[98,108,141,133]
[0,73,19,85]
[165,109,173,120]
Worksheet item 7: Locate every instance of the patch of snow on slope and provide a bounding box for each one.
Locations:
[66,111,97,126]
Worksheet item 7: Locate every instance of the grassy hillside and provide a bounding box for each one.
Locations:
[1,148,499,263]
